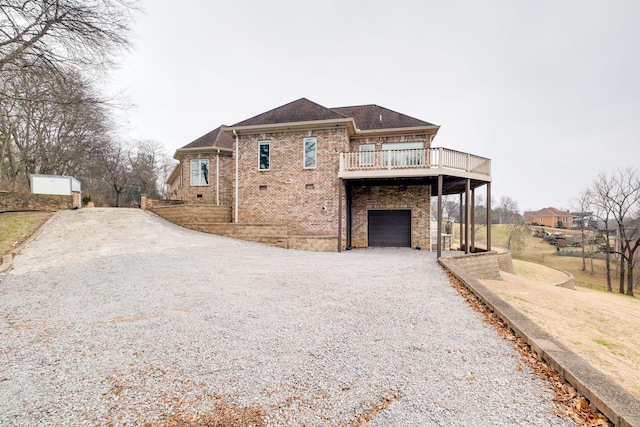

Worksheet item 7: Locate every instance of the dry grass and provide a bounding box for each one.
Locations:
[480,266,640,400]
[448,273,611,426]
[0,211,52,256]
[473,225,640,400]
[474,224,635,292]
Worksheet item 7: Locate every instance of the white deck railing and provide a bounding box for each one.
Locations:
[339,147,491,177]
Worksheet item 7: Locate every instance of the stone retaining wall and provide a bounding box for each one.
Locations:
[150,204,232,223]
[496,250,515,274]
[440,251,503,280]
[149,204,338,251]
[0,191,78,211]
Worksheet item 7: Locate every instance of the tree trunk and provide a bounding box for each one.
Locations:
[605,251,612,292]
[580,229,586,271]
[619,257,626,294]
[627,266,635,296]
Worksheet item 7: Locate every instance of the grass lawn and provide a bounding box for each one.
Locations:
[473,224,635,293]
[0,211,53,257]
[468,224,640,398]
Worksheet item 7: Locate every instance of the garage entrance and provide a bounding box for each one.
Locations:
[367,210,411,247]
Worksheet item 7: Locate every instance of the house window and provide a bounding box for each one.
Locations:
[190,159,209,186]
[382,142,424,167]
[359,144,375,166]
[259,141,270,170]
[304,137,317,169]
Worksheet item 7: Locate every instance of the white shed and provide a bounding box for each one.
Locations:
[30,174,81,196]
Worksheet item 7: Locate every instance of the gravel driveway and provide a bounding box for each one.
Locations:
[0,208,574,426]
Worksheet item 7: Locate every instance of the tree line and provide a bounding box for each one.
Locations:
[0,0,172,206]
[574,168,640,297]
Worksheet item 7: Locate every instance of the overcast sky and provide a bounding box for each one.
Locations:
[106,0,640,213]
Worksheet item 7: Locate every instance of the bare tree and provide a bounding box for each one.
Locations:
[103,141,131,207]
[572,189,592,273]
[0,63,110,188]
[128,140,170,200]
[607,168,640,296]
[590,168,640,296]
[505,218,529,253]
[0,0,140,197]
[591,173,616,292]
[497,196,519,224]
[0,0,136,74]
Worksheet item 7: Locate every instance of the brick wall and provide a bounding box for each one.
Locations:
[72,191,81,209]
[440,252,502,280]
[150,204,232,224]
[236,128,349,237]
[149,203,340,251]
[496,250,515,274]
[350,185,430,248]
[171,152,234,205]
[0,191,74,211]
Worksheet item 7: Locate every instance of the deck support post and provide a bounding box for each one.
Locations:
[338,178,343,252]
[487,182,492,251]
[459,193,464,251]
[471,187,476,252]
[465,179,471,254]
[437,175,443,258]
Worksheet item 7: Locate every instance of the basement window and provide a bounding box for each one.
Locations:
[306,184,314,190]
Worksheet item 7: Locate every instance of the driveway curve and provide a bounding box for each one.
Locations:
[0,208,574,426]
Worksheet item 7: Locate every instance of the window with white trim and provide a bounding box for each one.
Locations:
[259,141,270,170]
[190,159,209,186]
[304,137,317,169]
[359,144,375,166]
[382,142,424,167]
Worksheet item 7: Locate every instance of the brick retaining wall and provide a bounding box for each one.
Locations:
[0,191,77,211]
[149,204,338,251]
[150,204,232,223]
[440,251,503,280]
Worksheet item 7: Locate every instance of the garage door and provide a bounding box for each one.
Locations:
[368,210,411,247]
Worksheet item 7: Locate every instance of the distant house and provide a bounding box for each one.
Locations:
[524,207,573,228]
[165,98,493,254]
[571,211,596,229]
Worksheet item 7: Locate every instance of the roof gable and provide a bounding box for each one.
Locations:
[331,104,436,131]
[180,125,234,150]
[232,98,346,127]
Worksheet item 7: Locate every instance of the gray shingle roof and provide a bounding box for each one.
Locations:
[181,125,234,150]
[180,99,438,150]
[331,104,436,130]
[232,98,346,127]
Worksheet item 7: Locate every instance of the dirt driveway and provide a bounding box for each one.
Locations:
[0,208,575,426]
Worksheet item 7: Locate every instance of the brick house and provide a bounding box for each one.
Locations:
[523,207,573,228]
[166,98,492,255]
[168,126,234,204]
